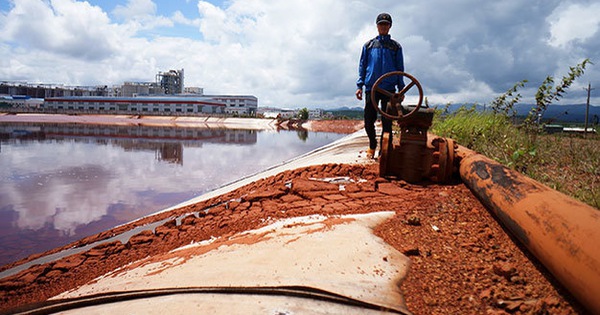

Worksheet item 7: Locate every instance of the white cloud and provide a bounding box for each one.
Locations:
[548,2,600,48]
[1,0,118,60]
[196,1,230,42]
[171,10,200,27]
[113,0,173,32]
[113,0,157,19]
[0,0,599,107]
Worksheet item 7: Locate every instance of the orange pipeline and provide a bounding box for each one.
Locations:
[456,145,600,314]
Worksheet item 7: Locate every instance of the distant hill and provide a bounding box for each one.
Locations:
[325,106,364,119]
[317,104,599,124]
[435,103,600,124]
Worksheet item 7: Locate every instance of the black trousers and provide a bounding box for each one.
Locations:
[364,91,393,150]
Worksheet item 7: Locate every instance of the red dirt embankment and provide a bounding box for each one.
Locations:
[304,119,364,134]
[0,161,585,314]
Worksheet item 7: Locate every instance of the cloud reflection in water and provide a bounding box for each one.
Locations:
[0,123,342,266]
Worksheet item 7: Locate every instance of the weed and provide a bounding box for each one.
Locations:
[430,59,598,208]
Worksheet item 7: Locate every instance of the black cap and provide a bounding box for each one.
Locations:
[376,13,392,25]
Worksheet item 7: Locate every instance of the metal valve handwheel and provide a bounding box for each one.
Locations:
[370,71,424,121]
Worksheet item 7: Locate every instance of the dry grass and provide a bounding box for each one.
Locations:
[533,134,600,208]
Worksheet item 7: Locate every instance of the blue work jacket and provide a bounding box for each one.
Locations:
[357,34,405,92]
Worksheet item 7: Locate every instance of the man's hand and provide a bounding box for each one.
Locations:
[355,88,363,100]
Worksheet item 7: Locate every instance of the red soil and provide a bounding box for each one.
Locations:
[0,162,585,314]
[305,119,364,134]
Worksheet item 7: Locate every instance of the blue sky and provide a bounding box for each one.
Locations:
[94,0,207,39]
[1,0,599,109]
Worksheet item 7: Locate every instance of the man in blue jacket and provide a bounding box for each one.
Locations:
[356,13,405,159]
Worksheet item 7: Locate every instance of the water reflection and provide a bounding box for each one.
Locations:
[0,122,258,165]
[296,129,309,142]
[0,122,342,267]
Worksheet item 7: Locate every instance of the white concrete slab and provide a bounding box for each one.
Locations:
[54,211,411,314]
[55,293,404,315]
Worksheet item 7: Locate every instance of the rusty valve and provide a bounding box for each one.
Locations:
[370,71,424,120]
[371,71,456,183]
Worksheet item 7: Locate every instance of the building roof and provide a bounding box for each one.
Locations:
[44,96,225,106]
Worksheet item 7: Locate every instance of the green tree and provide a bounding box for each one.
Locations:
[524,59,591,132]
[298,107,309,120]
[489,79,527,117]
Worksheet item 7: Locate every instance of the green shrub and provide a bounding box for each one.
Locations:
[429,59,598,208]
[432,106,598,208]
[432,105,534,171]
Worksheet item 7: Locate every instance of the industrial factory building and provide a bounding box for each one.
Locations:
[205,95,258,116]
[43,96,226,115]
[0,95,44,108]
[1,68,259,116]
